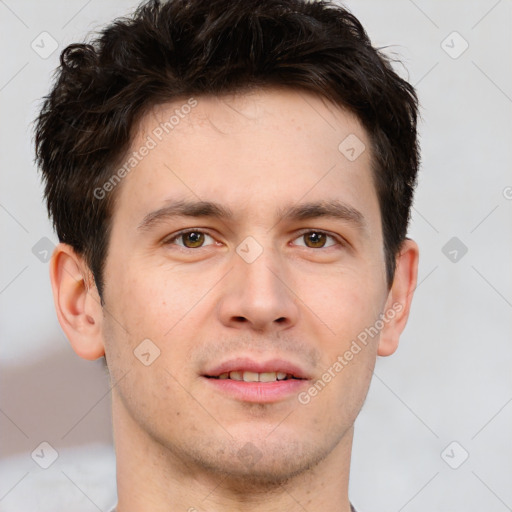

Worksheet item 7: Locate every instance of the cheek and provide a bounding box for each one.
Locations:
[305,325,378,430]
[101,272,194,429]
[300,269,383,346]
[102,257,217,385]
[299,269,382,408]
[105,259,186,339]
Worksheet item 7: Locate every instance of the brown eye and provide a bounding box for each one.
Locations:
[181,231,205,248]
[304,232,327,248]
[166,230,215,249]
[293,230,338,249]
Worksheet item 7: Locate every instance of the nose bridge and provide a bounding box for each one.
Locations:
[217,234,299,331]
[237,238,283,295]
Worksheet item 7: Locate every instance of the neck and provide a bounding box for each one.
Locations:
[112,395,354,512]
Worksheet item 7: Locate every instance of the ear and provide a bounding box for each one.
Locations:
[377,238,419,356]
[49,243,105,360]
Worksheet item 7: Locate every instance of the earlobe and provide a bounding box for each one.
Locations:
[49,243,105,360]
[377,238,419,357]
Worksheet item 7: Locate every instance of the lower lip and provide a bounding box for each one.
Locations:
[203,377,309,403]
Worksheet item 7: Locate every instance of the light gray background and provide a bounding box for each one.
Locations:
[1,1,511,511]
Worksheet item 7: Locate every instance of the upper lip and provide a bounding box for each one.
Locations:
[203,357,311,379]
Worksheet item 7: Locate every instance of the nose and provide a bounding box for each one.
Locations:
[216,243,300,333]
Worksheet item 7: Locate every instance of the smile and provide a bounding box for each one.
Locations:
[208,371,303,382]
[202,358,311,403]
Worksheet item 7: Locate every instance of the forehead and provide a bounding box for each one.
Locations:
[115,88,380,233]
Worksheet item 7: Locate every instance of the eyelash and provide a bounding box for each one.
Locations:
[163,228,344,251]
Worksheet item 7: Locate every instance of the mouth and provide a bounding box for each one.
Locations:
[205,371,305,382]
[202,357,310,403]
[203,357,310,381]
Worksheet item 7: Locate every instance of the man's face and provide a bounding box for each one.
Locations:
[102,88,390,484]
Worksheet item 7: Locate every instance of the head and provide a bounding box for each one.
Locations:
[35,0,419,490]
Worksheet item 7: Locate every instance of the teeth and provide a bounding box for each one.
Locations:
[220,371,294,382]
[243,371,259,382]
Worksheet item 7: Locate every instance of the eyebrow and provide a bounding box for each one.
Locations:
[137,198,367,234]
[276,200,367,233]
[138,199,233,231]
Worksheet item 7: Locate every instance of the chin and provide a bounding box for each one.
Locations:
[177,433,334,490]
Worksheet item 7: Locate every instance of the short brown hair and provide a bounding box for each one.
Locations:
[34,0,419,299]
